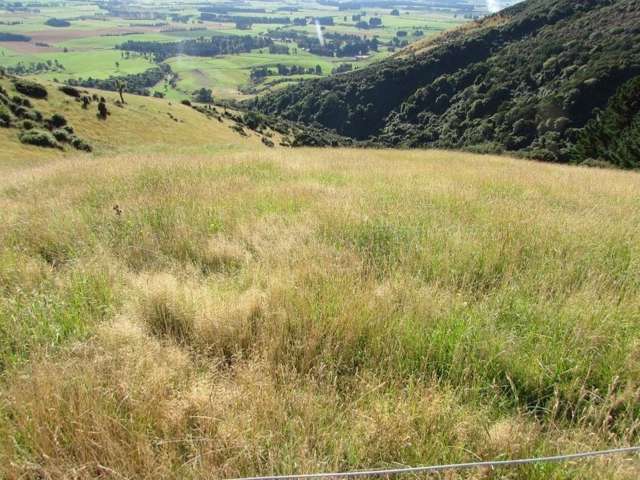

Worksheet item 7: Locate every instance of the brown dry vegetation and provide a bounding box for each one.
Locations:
[0,147,639,479]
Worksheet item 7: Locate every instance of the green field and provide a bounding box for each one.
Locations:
[0,0,468,99]
[0,49,156,81]
[161,48,386,99]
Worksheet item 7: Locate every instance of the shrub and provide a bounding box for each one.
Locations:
[71,136,92,152]
[97,101,109,119]
[52,129,72,142]
[48,113,67,128]
[11,105,43,122]
[0,104,11,127]
[13,79,48,99]
[18,119,36,130]
[23,108,43,122]
[59,85,81,98]
[18,129,61,149]
[243,111,262,129]
[261,136,275,147]
[578,157,616,168]
[12,95,31,107]
[181,99,192,106]
[230,124,246,136]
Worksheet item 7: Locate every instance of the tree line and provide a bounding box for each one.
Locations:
[117,36,273,62]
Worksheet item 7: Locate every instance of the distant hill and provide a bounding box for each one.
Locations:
[253,0,640,167]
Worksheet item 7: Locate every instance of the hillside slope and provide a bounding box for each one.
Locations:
[253,0,640,166]
[0,73,266,170]
[1,146,640,479]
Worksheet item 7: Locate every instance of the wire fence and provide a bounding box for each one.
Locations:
[228,446,640,480]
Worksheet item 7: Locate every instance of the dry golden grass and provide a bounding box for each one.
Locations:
[0,148,639,479]
[0,75,265,171]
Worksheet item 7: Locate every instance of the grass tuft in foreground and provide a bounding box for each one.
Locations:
[0,149,639,479]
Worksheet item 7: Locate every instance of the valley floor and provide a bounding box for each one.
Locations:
[1,148,639,479]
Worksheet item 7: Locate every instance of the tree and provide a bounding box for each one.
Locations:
[315,64,322,75]
[194,88,213,104]
[115,79,126,103]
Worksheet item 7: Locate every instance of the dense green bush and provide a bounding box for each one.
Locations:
[58,85,81,98]
[0,104,11,127]
[52,129,72,142]
[18,119,36,130]
[19,129,61,148]
[571,76,640,169]
[12,95,31,107]
[22,108,43,123]
[71,136,92,152]
[242,111,263,129]
[13,79,48,99]
[48,113,67,129]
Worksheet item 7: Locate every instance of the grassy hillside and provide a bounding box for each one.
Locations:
[0,73,266,169]
[253,0,640,168]
[1,144,639,478]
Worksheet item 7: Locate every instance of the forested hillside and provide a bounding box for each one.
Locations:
[253,0,640,167]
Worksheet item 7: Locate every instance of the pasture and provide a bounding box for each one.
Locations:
[0,0,467,100]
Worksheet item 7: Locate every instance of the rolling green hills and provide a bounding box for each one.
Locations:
[253,0,640,168]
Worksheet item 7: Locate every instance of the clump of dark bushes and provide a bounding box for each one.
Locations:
[0,104,11,127]
[45,18,71,28]
[47,113,67,129]
[19,129,61,149]
[59,85,81,98]
[1,75,92,151]
[13,79,48,99]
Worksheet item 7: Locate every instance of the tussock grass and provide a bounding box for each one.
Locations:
[1,149,639,478]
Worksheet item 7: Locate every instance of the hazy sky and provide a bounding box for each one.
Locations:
[485,0,525,13]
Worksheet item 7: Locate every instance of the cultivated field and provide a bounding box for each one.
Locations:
[1,142,639,478]
[0,0,468,100]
